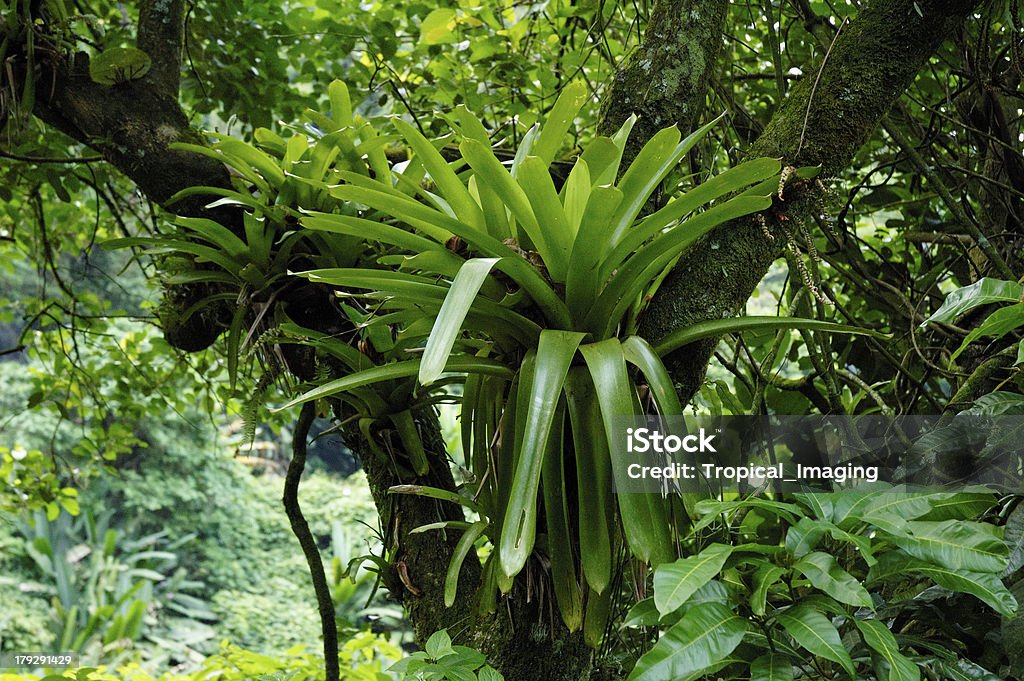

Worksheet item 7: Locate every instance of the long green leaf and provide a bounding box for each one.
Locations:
[565,186,624,323]
[498,330,585,577]
[776,605,856,679]
[654,317,882,357]
[541,400,583,631]
[273,356,513,411]
[579,338,674,565]
[588,193,774,335]
[393,117,487,231]
[420,258,501,385]
[516,156,572,281]
[532,81,587,166]
[854,619,920,681]
[602,157,782,279]
[301,212,444,254]
[327,183,570,327]
[564,367,614,594]
[444,520,488,608]
[626,602,747,681]
[606,115,723,250]
[460,138,553,263]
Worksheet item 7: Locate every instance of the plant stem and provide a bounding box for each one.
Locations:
[284,402,339,681]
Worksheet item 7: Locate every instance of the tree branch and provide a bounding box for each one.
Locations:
[137,0,186,95]
[597,0,729,166]
[637,0,984,404]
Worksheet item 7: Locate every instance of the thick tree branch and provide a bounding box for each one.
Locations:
[597,0,729,166]
[137,0,186,95]
[637,0,984,404]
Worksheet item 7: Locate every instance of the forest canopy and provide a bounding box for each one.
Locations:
[2,0,1024,680]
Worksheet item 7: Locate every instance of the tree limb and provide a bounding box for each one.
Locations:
[637,0,984,404]
[137,0,187,95]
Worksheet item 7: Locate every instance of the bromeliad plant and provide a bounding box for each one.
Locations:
[273,82,877,637]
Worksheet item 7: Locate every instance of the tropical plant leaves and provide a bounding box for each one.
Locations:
[777,605,856,679]
[626,602,747,681]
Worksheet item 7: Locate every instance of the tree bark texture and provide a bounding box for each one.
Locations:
[634,0,984,404]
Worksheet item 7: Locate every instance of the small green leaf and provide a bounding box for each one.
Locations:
[89,46,151,85]
[750,653,795,681]
[419,8,458,45]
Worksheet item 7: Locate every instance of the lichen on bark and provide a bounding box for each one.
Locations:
[598,0,729,165]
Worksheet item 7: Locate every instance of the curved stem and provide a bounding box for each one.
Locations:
[283,402,339,681]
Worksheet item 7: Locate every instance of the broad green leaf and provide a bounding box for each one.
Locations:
[867,550,1017,616]
[777,605,856,679]
[786,517,826,558]
[854,619,920,681]
[499,330,585,577]
[885,519,1008,574]
[793,551,873,609]
[653,544,732,616]
[750,654,794,681]
[419,8,457,45]
[420,258,500,385]
[626,602,747,681]
[445,521,488,607]
[622,598,660,628]
[922,278,1023,326]
[951,303,1024,361]
[89,46,151,85]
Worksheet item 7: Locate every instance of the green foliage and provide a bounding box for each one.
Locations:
[0,632,401,681]
[920,277,1024,363]
[622,487,1017,680]
[389,630,503,681]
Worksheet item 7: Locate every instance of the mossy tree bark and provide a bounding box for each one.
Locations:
[629,0,984,404]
